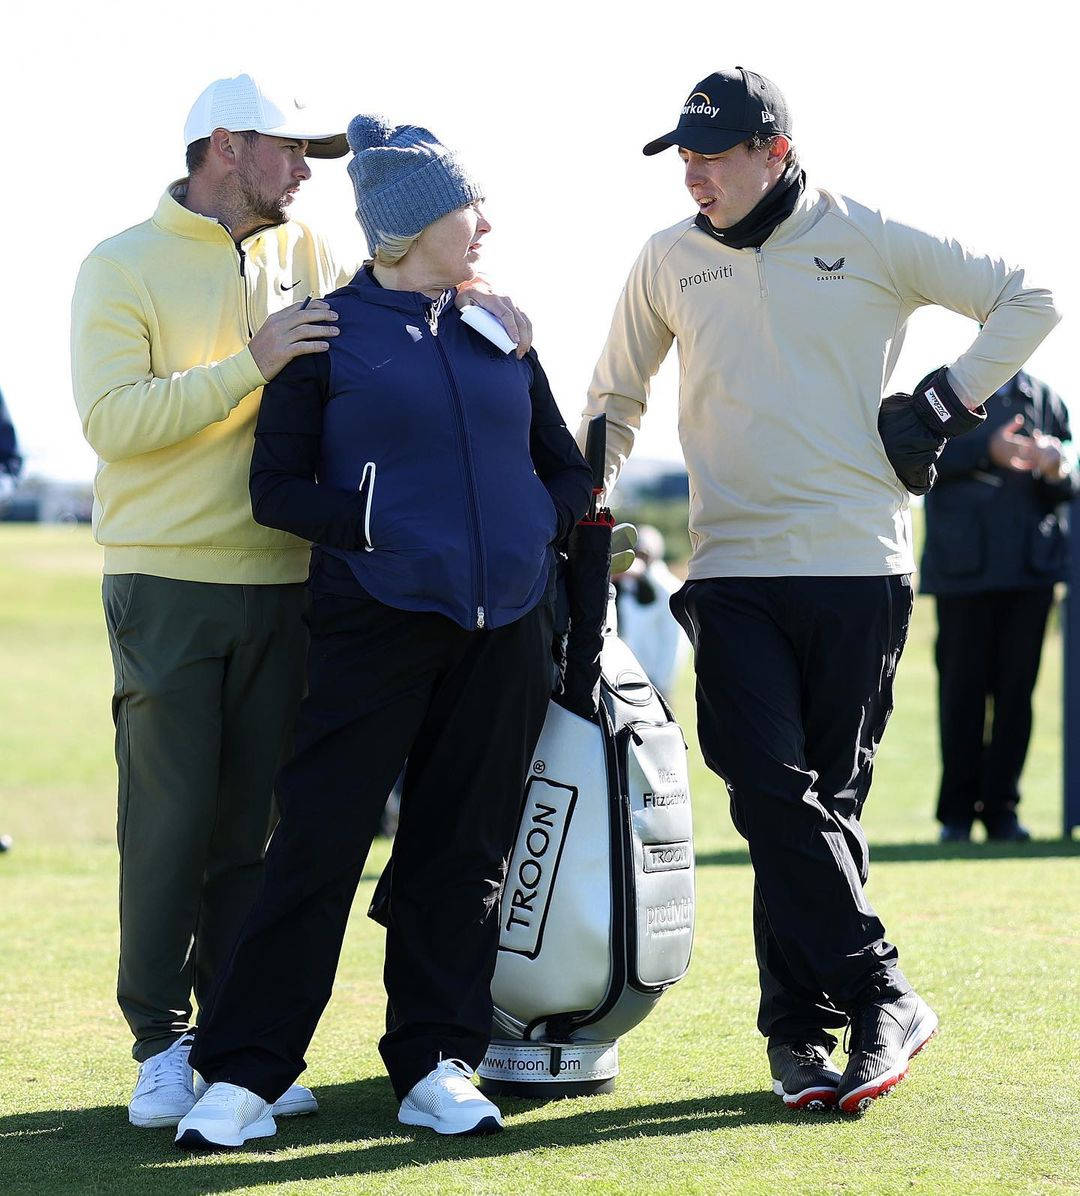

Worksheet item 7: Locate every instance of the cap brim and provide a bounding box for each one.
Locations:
[642,127,751,156]
[255,121,350,159]
[285,131,349,159]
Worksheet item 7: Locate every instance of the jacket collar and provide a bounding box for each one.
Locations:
[340,264,458,316]
[152,180,279,248]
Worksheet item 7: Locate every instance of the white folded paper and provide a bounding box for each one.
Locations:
[460,303,518,354]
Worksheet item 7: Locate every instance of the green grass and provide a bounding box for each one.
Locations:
[0,525,1077,1195]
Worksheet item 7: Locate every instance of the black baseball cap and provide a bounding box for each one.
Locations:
[643,67,791,156]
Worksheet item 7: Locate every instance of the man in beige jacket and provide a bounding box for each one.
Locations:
[582,67,1060,1115]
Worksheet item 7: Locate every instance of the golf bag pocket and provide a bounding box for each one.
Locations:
[492,702,614,1027]
[622,722,695,989]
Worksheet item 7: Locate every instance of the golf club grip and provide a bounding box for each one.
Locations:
[584,414,607,492]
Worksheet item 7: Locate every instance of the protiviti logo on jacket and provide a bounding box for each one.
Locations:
[679,264,734,292]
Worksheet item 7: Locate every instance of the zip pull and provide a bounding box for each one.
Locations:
[476,605,486,629]
[426,289,453,337]
[754,247,768,299]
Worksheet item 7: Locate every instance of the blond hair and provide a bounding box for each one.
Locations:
[373,228,422,266]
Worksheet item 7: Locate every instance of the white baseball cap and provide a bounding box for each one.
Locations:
[183,74,349,159]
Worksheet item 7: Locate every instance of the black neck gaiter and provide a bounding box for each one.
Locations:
[694,162,806,251]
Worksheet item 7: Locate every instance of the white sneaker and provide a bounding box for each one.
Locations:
[128,1034,195,1128]
[195,1073,318,1117]
[175,1082,276,1150]
[398,1058,504,1136]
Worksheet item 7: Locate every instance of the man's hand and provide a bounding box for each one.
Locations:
[1034,433,1069,480]
[249,299,339,382]
[878,367,986,495]
[456,278,533,359]
[989,416,1038,472]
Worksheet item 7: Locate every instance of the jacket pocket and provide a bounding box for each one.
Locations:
[1028,512,1066,575]
[358,461,376,552]
[927,509,984,578]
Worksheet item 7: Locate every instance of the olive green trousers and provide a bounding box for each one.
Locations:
[102,574,307,1061]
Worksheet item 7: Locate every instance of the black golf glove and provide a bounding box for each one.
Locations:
[878,367,986,495]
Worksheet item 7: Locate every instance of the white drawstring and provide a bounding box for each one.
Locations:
[426,290,454,337]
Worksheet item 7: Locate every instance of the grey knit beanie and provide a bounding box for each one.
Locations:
[346,115,483,256]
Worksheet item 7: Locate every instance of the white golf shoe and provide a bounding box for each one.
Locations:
[175,1082,276,1150]
[194,1073,318,1117]
[398,1058,504,1136]
[128,1034,195,1128]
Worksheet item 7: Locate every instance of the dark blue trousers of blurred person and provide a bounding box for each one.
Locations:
[190,586,553,1102]
[934,587,1055,831]
[671,575,913,1049]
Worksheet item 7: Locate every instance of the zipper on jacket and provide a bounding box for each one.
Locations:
[431,330,488,628]
[754,248,769,299]
[236,243,254,337]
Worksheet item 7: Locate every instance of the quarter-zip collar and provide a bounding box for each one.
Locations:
[154,180,280,250]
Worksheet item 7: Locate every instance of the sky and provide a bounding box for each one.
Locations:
[0,0,1075,483]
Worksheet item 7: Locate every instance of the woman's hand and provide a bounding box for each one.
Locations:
[455,278,533,358]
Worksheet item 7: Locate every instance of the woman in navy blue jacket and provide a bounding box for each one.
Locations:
[184,117,592,1147]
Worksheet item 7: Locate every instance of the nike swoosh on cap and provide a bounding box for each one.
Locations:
[279,280,303,291]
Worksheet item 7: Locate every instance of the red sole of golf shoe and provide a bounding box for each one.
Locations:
[838,1028,938,1116]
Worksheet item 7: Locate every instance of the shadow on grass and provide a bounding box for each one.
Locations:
[0,1079,826,1194]
[696,838,1080,868]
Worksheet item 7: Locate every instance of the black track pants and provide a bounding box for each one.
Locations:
[670,575,913,1046]
[190,588,553,1103]
[934,587,1054,827]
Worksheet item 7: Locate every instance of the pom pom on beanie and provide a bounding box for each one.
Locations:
[346,113,395,154]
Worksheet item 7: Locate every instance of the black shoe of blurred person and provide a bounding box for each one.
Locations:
[983,811,1031,842]
[837,989,938,1115]
[768,1040,842,1110]
[938,821,972,843]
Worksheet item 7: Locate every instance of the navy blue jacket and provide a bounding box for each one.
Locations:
[250,268,592,630]
[920,371,1077,595]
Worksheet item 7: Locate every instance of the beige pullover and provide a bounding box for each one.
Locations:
[581,187,1061,578]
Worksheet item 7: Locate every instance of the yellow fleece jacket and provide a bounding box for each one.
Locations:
[71,182,356,582]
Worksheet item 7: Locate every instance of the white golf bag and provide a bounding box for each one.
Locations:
[477,624,695,1097]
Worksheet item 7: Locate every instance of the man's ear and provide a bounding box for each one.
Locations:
[767,135,791,167]
[209,127,239,166]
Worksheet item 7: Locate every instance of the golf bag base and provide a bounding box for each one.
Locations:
[477,1039,618,1098]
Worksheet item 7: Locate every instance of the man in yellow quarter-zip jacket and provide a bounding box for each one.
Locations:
[71,74,354,1131]
[71,74,533,1131]
[582,67,1060,1118]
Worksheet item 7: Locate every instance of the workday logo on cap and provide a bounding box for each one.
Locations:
[682,91,722,120]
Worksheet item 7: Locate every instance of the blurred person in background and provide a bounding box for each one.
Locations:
[70,73,532,1131]
[582,66,1060,1117]
[0,385,19,855]
[180,114,590,1148]
[613,524,688,699]
[921,370,1077,843]
[0,386,22,506]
